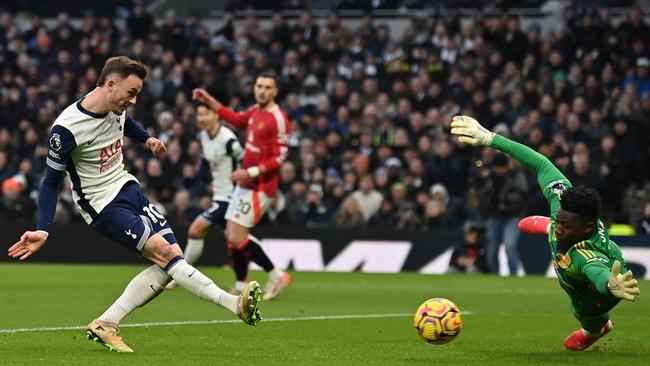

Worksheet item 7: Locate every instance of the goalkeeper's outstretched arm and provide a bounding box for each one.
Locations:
[450,116,571,217]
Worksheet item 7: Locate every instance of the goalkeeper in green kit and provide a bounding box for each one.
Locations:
[450,115,641,351]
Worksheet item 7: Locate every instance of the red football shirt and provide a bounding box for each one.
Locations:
[217,103,290,197]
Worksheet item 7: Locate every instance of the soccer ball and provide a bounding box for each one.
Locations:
[413,297,462,344]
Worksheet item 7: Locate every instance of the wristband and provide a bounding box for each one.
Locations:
[247,166,261,178]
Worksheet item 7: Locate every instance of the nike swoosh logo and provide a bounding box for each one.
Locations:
[160,220,167,226]
[189,270,196,278]
[87,136,97,145]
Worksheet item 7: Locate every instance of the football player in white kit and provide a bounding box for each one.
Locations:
[185,102,244,270]
[8,56,262,353]
[164,102,242,290]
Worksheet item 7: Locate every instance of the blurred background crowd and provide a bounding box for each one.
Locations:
[1,0,650,241]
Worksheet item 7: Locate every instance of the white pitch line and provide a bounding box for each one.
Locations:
[0,313,414,334]
[0,311,478,334]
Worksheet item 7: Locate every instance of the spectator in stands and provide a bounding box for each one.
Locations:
[395,201,421,229]
[126,1,153,41]
[331,196,365,228]
[368,199,398,227]
[429,183,470,228]
[421,198,454,230]
[566,142,605,193]
[0,151,15,183]
[284,179,308,225]
[0,175,35,221]
[622,57,650,97]
[476,153,527,275]
[294,184,332,227]
[166,190,199,227]
[350,174,383,222]
[637,202,650,234]
[447,220,488,273]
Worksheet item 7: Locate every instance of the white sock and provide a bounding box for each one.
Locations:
[166,259,238,314]
[269,267,284,280]
[184,238,205,265]
[235,281,248,291]
[99,265,171,324]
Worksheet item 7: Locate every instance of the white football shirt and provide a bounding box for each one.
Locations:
[198,125,242,201]
[46,100,138,223]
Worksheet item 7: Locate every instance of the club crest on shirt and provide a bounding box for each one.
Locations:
[256,121,265,130]
[49,133,62,151]
[556,253,572,269]
[546,180,566,194]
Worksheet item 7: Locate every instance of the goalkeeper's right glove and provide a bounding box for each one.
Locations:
[450,115,496,146]
[608,260,640,301]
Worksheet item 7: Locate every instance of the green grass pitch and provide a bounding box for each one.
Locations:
[1,263,648,366]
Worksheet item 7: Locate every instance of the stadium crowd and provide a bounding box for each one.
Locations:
[1,2,650,234]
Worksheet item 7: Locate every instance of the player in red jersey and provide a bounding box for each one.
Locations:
[193,71,292,300]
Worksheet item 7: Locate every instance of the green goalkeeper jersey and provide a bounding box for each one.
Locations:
[490,135,625,311]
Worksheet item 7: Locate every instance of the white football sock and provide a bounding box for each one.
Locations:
[99,265,171,324]
[166,259,238,314]
[269,267,284,280]
[184,238,205,265]
[235,281,248,291]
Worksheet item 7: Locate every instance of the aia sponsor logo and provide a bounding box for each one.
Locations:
[99,139,123,173]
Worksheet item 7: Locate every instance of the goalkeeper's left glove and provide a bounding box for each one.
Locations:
[450,115,496,146]
[608,260,640,301]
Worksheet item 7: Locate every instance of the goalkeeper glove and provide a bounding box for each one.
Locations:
[450,115,496,146]
[608,260,640,301]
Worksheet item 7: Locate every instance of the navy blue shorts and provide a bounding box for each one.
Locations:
[199,200,229,227]
[90,182,178,252]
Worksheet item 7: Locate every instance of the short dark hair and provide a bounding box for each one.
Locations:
[97,56,147,87]
[560,185,601,221]
[257,70,280,89]
[194,101,212,111]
